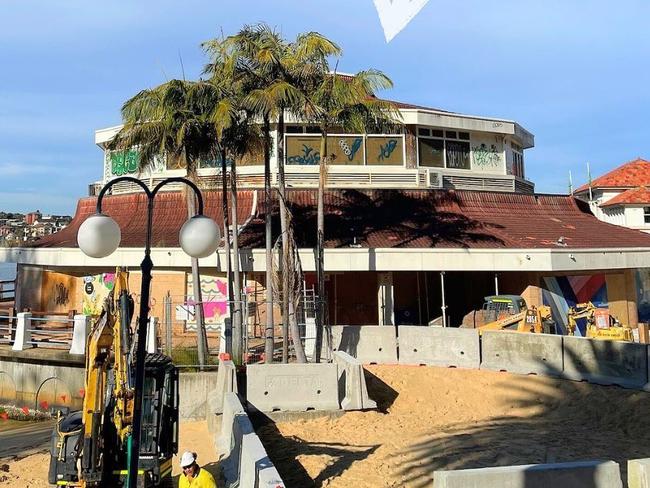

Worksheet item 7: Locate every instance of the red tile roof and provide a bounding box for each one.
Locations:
[30,190,256,248]
[32,189,650,250]
[240,189,650,250]
[575,158,650,193]
[601,186,650,207]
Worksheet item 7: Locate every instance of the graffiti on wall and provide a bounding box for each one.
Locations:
[338,137,363,162]
[472,143,501,168]
[110,150,139,176]
[542,275,608,336]
[82,273,116,316]
[185,275,254,331]
[288,144,321,165]
[54,283,70,307]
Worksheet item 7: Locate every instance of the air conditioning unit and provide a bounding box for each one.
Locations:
[428,170,443,189]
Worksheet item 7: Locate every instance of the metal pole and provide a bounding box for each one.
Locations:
[440,271,447,328]
[97,176,206,488]
[495,273,500,296]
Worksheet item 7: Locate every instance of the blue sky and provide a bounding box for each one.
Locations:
[2,1,650,214]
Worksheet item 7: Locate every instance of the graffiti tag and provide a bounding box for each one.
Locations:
[288,144,320,165]
[378,139,398,161]
[110,151,139,176]
[54,283,69,306]
[472,143,501,168]
[338,138,363,161]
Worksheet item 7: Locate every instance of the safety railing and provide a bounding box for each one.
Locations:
[9,311,89,355]
[0,279,15,303]
[0,307,15,344]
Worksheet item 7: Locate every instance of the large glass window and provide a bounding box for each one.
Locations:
[644,207,650,224]
[418,128,471,169]
[418,138,444,168]
[366,136,403,166]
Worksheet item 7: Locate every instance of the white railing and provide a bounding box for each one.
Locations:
[9,312,89,355]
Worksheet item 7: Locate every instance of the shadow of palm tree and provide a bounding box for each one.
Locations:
[395,337,650,487]
[256,419,379,488]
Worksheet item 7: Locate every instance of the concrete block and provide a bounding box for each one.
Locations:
[247,363,339,412]
[326,325,398,364]
[398,326,480,368]
[333,351,377,411]
[12,312,32,351]
[433,460,622,488]
[69,315,89,355]
[211,359,238,415]
[240,430,286,488]
[218,392,245,455]
[178,372,219,420]
[628,458,650,488]
[480,331,563,376]
[563,336,648,389]
[222,405,254,487]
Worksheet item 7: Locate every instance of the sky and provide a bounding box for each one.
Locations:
[2,1,650,215]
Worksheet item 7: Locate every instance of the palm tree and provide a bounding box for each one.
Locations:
[310,70,401,362]
[108,79,222,367]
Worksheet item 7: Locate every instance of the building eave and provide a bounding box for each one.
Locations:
[4,246,649,273]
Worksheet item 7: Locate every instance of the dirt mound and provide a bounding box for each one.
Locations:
[257,365,650,487]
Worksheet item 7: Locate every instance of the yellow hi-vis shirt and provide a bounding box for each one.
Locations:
[179,467,216,488]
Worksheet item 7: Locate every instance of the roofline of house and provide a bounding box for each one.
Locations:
[4,246,649,273]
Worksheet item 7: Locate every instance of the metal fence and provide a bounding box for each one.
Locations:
[156,285,322,366]
[26,312,76,349]
[0,279,15,303]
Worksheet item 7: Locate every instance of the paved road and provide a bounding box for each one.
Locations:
[0,420,54,458]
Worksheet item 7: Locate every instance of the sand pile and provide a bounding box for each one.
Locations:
[0,420,216,487]
[257,365,650,487]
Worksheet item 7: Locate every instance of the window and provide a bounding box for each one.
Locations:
[644,207,650,224]
[418,127,430,137]
[286,125,303,134]
[511,144,524,178]
[417,128,470,169]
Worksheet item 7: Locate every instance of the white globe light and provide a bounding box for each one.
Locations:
[179,215,221,258]
[77,213,121,258]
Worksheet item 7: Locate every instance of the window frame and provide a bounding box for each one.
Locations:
[416,127,471,170]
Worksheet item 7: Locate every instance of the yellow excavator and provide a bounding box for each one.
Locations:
[48,269,178,487]
[474,295,557,334]
[567,302,633,342]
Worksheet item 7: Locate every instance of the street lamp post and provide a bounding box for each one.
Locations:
[77,176,220,488]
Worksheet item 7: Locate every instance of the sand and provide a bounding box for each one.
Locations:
[256,365,650,488]
[0,419,216,487]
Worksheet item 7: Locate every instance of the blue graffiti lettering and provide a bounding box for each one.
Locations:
[338,137,363,161]
[288,144,320,165]
[378,139,398,161]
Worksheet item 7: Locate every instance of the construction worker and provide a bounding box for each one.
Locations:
[179,451,216,488]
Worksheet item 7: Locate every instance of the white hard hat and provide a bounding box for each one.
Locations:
[180,451,197,468]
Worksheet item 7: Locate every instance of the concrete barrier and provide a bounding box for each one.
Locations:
[69,315,89,355]
[212,359,238,414]
[326,326,398,364]
[398,326,480,368]
[178,372,219,420]
[480,331,563,376]
[217,392,285,488]
[433,460,622,488]
[628,458,650,488]
[333,351,377,411]
[247,363,339,412]
[12,312,32,351]
[563,336,648,389]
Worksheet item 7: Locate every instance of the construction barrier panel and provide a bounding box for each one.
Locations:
[480,331,563,376]
[211,359,238,414]
[562,336,648,389]
[628,458,650,488]
[433,460,622,488]
[398,326,480,369]
[333,351,377,411]
[246,363,339,412]
[325,325,398,364]
[217,392,286,488]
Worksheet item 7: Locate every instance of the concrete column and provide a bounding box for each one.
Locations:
[12,312,32,351]
[377,272,394,326]
[146,317,158,354]
[69,314,89,355]
[625,269,639,328]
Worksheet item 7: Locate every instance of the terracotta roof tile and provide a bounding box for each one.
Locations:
[575,158,650,193]
[601,186,650,207]
[31,190,255,248]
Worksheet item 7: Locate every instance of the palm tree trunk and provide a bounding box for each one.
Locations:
[230,154,244,365]
[186,191,208,368]
[315,131,328,362]
[276,111,307,363]
[263,118,274,364]
[220,148,234,356]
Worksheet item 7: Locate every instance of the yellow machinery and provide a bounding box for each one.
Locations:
[567,302,633,342]
[48,269,178,487]
[476,295,557,334]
